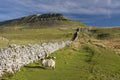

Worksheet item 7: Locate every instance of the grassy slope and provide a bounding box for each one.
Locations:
[0,19,85,29]
[0,14,85,27]
[0,18,85,48]
[2,43,120,80]
[1,25,120,80]
[89,27,120,40]
[0,27,76,48]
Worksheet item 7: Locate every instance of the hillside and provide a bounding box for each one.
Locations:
[0,13,85,28]
[0,13,120,80]
[88,27,120,55]
[88,27,120,40]
[1,28,120,80]
[9,44,120,80]
[0,13,85,48]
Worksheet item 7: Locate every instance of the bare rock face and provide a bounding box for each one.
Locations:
[39,13,66,20]
[0,41,71,76]
[0,13,68,27]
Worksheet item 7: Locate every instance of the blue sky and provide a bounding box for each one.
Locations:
[0,0,120,26]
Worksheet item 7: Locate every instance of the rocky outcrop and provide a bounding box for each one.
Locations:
[39,13,67,21]
[0,41,71,76]
[0,13,68,27]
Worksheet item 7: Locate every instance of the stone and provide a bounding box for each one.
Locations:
[0,41,70,76]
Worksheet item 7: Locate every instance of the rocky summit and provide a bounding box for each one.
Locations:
[0,13,85,27]
[0,13,67,26]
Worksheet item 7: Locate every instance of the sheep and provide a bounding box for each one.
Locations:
[40,58,55,69]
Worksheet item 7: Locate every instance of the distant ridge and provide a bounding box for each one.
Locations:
[0,13,85,28]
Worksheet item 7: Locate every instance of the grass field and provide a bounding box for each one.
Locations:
[1,43,120,80]
[0,26,120,80]
[0,18,86,48]
[0,27,76,48]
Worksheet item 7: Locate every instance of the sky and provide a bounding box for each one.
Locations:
[0,0,120,26]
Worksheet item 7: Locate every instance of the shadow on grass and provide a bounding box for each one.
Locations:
[24,65,45,69]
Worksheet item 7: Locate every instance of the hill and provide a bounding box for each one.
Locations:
[0,13,85,48]
[1,29,120,80]
[0,13,120,80]
[0,13,85,28]
[88,27,120,40]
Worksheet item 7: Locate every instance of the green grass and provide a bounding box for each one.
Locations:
[1,13,120,80]
[0,27,75,47]
[89,27,120,40]
[0,40,9,48]
[0,17,85,48]
[0,16,85,28]
[2,44,120,80]
[1,25,120,80]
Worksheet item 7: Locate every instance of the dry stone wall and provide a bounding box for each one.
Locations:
[0,41,71,76]
[72,28,80,41]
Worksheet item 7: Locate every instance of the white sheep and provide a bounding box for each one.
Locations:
[40,58,55,69]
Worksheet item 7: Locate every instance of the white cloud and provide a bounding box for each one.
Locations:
[0,0,120,21]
